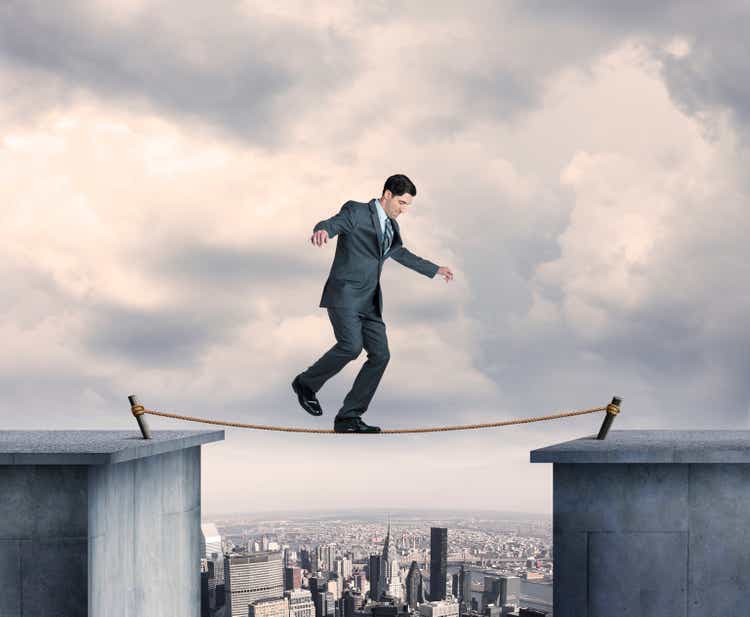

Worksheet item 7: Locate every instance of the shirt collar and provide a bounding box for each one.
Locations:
[373,198,388,226]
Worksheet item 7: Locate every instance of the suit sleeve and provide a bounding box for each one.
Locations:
[313,201,358,238]
[389,245,440,278]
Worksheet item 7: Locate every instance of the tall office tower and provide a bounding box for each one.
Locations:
[203,559,217,594]
[349,589,367,612]
[249,596,289,617]
[324,591,335,617]
[201,558,217,593]
[211,551,226,587]
[284,547,291,568]
[417,599,460,617]
[201,561,211,617]
[483,575,520,608]
[335,556,352,580]
[335,557,343,580]
[261,535,270,551]
[287,589,315,617]
[429,528,447,601]
[313,590,326,617]
[316,543,336,573]
[201,522,223,560]
[309,575,328,617]
[224,551,284,617]
[342,589,356,617]
[461,568,471,608]
[386,562,401,600]
[285,566,302,590]
[380,517,399,600]
[342,557,353,579]
[300,548,312,571]
[327,574,340,600]
[457,566,465,603]
[404,561,424,610]
[368,554,381,601]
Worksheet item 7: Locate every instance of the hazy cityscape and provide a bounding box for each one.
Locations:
[199,509,552,617]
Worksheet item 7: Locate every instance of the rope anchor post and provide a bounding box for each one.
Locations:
[596,396,622,440]
[129,394,152,439]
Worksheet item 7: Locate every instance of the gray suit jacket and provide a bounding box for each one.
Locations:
[313,199,440,315]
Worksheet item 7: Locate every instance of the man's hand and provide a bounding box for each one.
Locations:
[311,229,329,246]
[437,266,454,282]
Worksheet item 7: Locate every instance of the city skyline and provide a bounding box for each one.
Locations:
[200,512,552,615]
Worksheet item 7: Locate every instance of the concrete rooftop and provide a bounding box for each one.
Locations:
[0,430,224,465]
[530,429,750,463]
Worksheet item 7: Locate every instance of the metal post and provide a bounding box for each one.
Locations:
[129,394,151,439]
[596,396,622,440]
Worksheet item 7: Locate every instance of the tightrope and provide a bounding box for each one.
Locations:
[129,402,620,434]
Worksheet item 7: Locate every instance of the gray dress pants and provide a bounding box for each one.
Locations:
[298,295,390,420]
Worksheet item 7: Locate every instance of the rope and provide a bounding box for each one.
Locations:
[130,402,619,434]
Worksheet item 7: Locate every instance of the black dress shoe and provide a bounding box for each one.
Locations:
[334,417,381,433]
[292,376,322,416]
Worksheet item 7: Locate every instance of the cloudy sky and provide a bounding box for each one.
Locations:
[3,0,749,518]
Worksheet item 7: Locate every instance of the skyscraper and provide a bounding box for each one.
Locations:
[342,589,356,617]
[429,528,447,601]
[200,522,222,560]
[310,574,328,617]
[285,566,302,591]
[324,591,335,617]
[224,551,284,617]
[316,543,336,573]
[368,554,381,601]
[286,589,315,617]
[249,597,289,617]
[300,548,312,571]
[380,516,401,600]
[483,575,520,607]
[405,560,425,610]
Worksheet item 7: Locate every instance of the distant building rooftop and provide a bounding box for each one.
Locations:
[530,429,750,463]
[0,429,224,465]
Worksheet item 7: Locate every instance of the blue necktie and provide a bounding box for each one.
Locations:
[382,218,393,255]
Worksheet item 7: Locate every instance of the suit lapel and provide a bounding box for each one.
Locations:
[389,218,401,255]
[369,200,384,253]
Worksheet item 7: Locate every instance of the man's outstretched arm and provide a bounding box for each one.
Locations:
[389,245,441,278]
[312,201,358,240]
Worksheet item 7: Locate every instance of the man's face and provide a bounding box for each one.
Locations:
[381,190,413,218]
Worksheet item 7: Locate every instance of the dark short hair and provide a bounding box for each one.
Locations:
[382,174,416,198]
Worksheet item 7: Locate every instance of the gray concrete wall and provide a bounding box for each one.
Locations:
[0,465,88,616]
[553,462,750,617]
[89,445,202,617]
[0,430,221,617]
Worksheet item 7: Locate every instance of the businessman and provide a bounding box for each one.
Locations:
[292,174,454,434]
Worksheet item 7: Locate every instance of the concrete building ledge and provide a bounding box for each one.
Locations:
[0,429,224,465]
[529,429,750,463]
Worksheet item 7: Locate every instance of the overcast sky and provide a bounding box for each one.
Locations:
[2,0,749,518]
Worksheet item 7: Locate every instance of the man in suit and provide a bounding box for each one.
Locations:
[292,174,454,434]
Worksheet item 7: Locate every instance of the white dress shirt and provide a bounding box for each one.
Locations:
[372,198,389,234]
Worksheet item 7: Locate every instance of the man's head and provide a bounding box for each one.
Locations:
[379,174,416,219]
